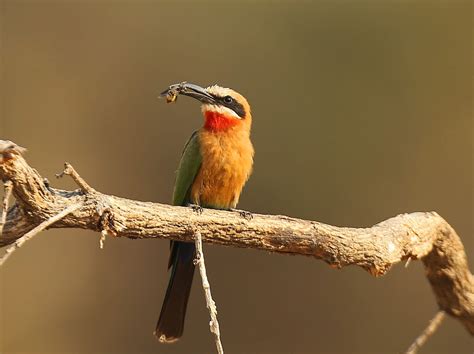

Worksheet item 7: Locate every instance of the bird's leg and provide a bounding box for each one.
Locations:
[186,203,203,215]
[230,208,253,220]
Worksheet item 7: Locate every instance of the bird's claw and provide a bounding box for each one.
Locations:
[187,203,203,215]
[231,208,253,220]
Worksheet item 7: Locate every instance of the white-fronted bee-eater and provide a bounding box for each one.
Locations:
[155,82,254,343]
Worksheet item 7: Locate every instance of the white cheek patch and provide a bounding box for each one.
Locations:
[201,104,241,119]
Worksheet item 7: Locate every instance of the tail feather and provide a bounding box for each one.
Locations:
[155,241,196,343]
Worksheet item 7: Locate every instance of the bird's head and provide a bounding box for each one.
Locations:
[161,82,252,133]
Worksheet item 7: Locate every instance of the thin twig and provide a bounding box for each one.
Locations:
[56,162,95,193]
[0,203,82,267]
[405,310,446,354]
[99,230,107,249]
[194,230,224,354]
[0,180,13,236]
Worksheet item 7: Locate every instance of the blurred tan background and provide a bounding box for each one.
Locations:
[0,1,472,353]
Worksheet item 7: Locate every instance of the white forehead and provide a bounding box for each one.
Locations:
[205,85,234,97]
[201,104,241,119]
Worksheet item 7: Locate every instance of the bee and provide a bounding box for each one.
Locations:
[160,82,187,103]
[164,89,179,103]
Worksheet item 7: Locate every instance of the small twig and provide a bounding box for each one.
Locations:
[56,162,95,193]
[99,230,107,249]
[0,203,82,267]
[194,230,224,354]
[97,208,118,249]
[0,180,13,236]
[405,310,446,354]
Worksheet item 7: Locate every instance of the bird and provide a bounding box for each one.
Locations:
[155,82,254,343]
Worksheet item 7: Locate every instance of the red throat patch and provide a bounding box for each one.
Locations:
[204,110,240,132]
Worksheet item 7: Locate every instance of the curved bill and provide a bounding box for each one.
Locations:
[160,82,216,104]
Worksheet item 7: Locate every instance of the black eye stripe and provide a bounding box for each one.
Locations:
[210,94,246,118]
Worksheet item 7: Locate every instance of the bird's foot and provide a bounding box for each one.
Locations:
[230,208,253,220]
[187,203,203,215]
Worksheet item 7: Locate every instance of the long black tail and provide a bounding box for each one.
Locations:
[155,241,196,343]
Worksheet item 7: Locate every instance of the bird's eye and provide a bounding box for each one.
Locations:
[223,95,233,104]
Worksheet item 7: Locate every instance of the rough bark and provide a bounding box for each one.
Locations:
[1,140,473,335]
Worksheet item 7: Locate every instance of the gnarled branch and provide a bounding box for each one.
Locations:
[1,140,473,336]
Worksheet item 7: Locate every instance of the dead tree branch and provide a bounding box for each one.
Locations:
[1,140,473,337]
[194,230,224,354]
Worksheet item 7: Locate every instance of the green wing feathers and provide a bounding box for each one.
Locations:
[156,131,202,341]
[172,131,202,206]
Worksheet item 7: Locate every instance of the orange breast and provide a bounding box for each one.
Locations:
[191,128,254,209]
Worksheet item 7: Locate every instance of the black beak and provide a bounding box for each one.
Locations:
[160,82,216,104]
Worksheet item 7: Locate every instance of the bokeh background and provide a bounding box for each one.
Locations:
[0,1,472,353]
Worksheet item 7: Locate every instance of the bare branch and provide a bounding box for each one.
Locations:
[0,140,473,336]
[0,202,83,267]
[194,230,224,354]
[405,311,446,354]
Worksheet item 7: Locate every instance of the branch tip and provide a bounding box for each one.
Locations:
[99,230,107,249]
